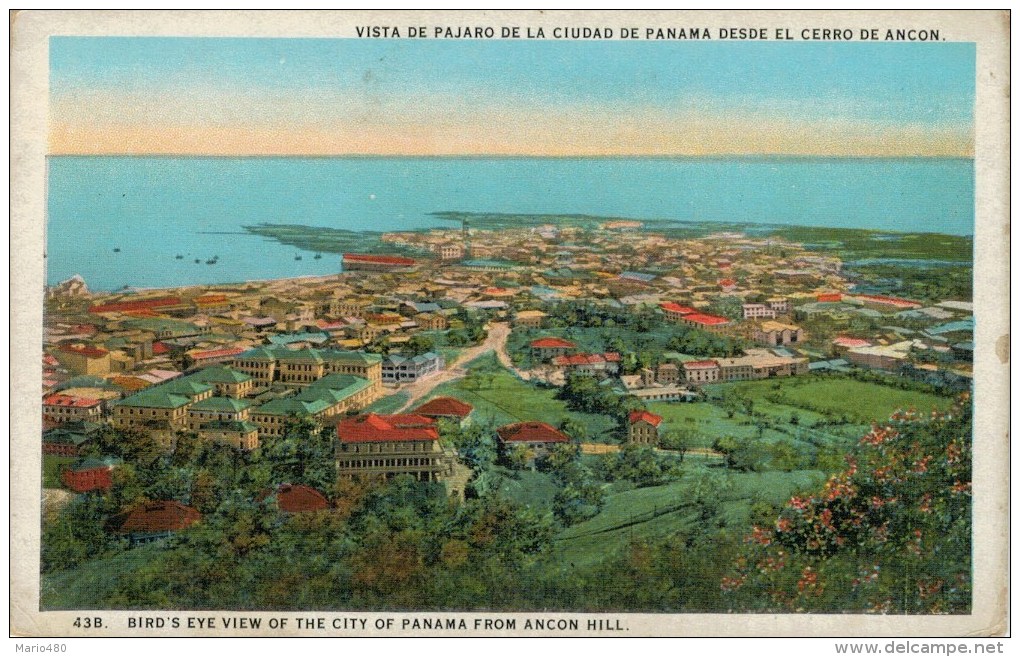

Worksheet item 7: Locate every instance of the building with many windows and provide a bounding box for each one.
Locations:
[335,413,456,484]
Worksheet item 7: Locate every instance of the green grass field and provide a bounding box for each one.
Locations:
[719,376,954,424]
[363,391,410,415]
[424,353,619,441]
[554,467,826,567]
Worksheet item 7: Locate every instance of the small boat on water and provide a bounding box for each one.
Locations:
[175,254,184,260]
[113,247,121,253]
[194,259,201,264]
[295,255,303,261]
[314,253,322,260]
[206,259,217,265]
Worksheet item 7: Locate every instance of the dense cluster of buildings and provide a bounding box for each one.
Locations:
[41,221,973,518]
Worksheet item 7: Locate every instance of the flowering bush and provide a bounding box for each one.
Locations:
[723,395,972,613]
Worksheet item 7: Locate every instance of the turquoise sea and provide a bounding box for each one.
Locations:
[46,156,973,291]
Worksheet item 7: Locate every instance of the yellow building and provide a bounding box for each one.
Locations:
[54,343,111,376]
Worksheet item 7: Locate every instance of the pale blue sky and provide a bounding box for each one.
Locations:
[49,37,975,155]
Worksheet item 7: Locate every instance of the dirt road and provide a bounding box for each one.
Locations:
[394,322,512,413]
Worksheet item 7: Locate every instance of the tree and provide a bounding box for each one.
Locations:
[558,418,588,443]
[660,428,693,463]
[406,334,436,357]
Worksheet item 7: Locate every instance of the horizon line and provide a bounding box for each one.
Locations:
[45,153,975,160]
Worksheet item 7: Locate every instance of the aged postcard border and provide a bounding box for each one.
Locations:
[10,9,1010,637]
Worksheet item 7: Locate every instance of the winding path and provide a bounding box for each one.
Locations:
[394,322,515,412]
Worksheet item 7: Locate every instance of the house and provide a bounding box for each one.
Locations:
[54,343,111,375]
[105,500,201,545]
[845,341,913,370]
[550,352,621,377]
[342,253,416,272]
[660,302,698,323]
[231,347,382,393]
[111,389,193,430]
[766,298,790,314]
[251,374,375,437]
[513,310,548,329]
[60,456,122,493]
[382,352,444,384]
[259,483,329,513]
[413,397,474,426]
[42,421,103,456]
[495,421,569,462]
[42,393,103,424]
[197,420,260,451]
[753,321,805,347]
[718,278,738,293]
[88,295,187,316]
[854,295,923,313]
[655,362,680,385]
[529,337,576,361]
[679,313,731,332]
[187,346,248,367]
[832,336,872,354]
[742,303,777,320]
[335,413,456,484]
[188,366,254,398]
[683,360,721,384]
[628,410,662,445]
[415,313,448,330]
[186,396,252,431]
[716,349,809,381]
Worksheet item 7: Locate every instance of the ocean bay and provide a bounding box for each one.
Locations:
[46,155,974,291]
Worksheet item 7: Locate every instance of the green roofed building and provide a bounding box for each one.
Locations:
[159,378,214,402]
[196,420,260,451]
[187,366,255,398]
[187,396,252,431]
[250,373,375,438]
[231,347,382,395]
[111,389,193,430]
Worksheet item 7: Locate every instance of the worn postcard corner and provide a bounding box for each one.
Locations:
[9,9,1010,639]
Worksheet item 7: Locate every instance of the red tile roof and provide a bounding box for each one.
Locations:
[530,337,576,349]
[817,293,843,303]
[629,410,663,427]
[191,347,246,361]
[551,352,621,366]
[684,313,730,326]
[496,421,569,444]
[336,413,439,443]
[414,397,474,418]
[88,296,183,314]
[152,342,170,355]
[43,394,101,408]
[59,344,109,358]
[343,253,416,266]
[855,294,922,309]
[660,302,697,315]
[61,467,114,493]
[194,294,228,304]
[106,500,201,534]
[259,483,329,513]
[833,336,872,348]
[718,278,737,287]
[684,360,719,369]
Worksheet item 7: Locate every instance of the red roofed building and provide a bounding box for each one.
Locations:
[54,343,111,375]
[193,294,233,314]
[43,393,103,423]
[550,352,621,376]
[495,421,569,462]
[683,360,721,384]
[530,337,576,361]
[188,346,247,366]
[660,302,698,323]
[60,457,121,493]
[151,341,171,356]
[342,253,417,272]
[718,278,738,292]
[335,413,454,484]
[680,313,731,332]
[259,483,330,513]
[88,296,185,315]
[105,500,201,544]
[628,410,663,445]
[832,336,873,353]
[854,294,923,312]
[413,397,474,425]
[817,293,843,303]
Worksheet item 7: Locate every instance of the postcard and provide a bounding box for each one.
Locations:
[10,9,1010,638]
